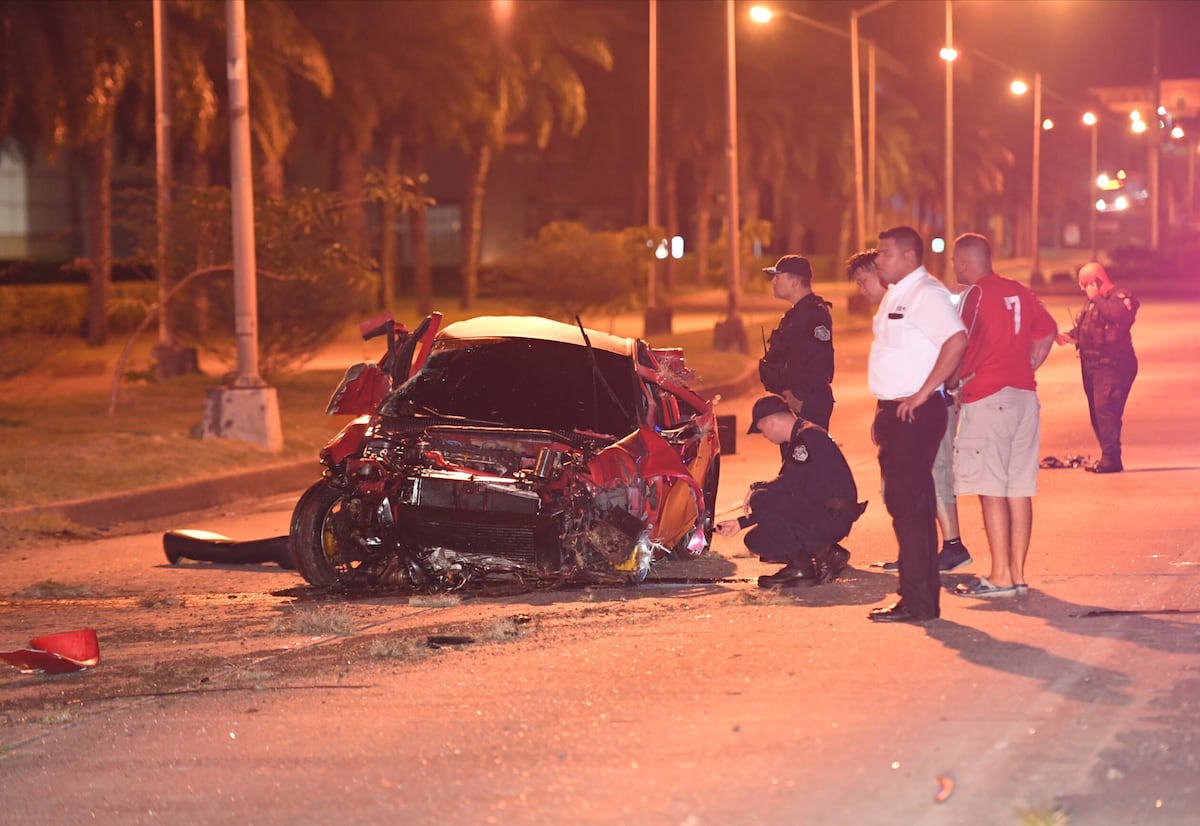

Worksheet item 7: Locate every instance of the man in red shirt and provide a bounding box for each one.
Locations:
[948,233,1057,597]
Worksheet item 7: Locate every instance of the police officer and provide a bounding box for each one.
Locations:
[1056,262,1139,473]
[758,255,835,430]
[716,395,865,588]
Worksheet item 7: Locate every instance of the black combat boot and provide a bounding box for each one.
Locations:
[757,560,813,588]
[810,544,848,585]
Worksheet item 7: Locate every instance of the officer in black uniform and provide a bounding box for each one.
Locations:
[758,255,835,431]
[1056,262,1139,473]
[716,395,866,588]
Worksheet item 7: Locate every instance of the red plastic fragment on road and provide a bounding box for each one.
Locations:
[0,628,99,674]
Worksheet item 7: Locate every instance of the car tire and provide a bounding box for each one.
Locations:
[289,480,360,587]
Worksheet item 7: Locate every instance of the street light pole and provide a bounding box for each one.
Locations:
[644,0,670,336]
[867,42,877,234]
[713,0,747,353]
[201,0,282,451]
[1083,111,1099,261]
[944,0,954,273]
[850,0,896,251]
[1031,71,1042,279]
[152,0,172,349]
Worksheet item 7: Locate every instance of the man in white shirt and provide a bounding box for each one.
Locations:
[865,226,967,623]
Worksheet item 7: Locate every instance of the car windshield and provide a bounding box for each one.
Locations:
[380,336,641,437]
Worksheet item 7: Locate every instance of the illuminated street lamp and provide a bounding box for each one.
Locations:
[1083,111,1099,260]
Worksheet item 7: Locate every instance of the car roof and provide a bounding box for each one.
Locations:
[438,316,636,357]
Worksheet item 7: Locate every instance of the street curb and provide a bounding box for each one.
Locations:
[0,460,317,531]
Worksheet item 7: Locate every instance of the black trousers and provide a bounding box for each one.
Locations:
[797,390,833,431]
[744,512,853,566]
[873,395,947,618]
[778,391,834,462]
[1082,357,1137,463]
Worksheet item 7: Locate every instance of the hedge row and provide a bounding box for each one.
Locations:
[0,283,157,336]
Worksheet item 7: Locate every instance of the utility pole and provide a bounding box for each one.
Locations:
[201,0,282,451]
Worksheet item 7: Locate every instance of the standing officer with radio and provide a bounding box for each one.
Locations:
[758,255,835,430]
[1056,261,1139,473]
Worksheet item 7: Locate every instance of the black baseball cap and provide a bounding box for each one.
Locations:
[747,394,792,434]
[762,254,813,280]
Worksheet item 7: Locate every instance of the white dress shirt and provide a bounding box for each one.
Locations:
[868,265,966,400]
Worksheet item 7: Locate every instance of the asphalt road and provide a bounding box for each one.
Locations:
[2,290,1198,825]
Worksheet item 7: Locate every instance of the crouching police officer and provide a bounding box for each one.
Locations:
[716,395,866,588]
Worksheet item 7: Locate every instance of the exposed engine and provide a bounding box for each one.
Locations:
[315,422,653,590]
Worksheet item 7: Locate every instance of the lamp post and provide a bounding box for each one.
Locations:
[1083,111,1099,260]
[941,0,954,274]
[1031,71,1043,279]
[713,0,747,353]
[850,0,897,250]
[644,0,671,336]
[200,0,282,451]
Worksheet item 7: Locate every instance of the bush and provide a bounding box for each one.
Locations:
[482,221,652,321]
[0,282,157,337]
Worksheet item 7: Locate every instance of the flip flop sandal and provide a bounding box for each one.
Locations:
[953,576,1017,598]
[1014,583,1030,594]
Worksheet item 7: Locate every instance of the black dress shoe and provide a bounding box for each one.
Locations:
[1087,460,1123,474]
[810,545,848,585]
[758,562,812,588]
[867,602,937,623]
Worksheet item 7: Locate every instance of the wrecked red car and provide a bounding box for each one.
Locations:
[289,314,721,591]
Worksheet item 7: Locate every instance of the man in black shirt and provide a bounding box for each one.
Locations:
[758,255,835,430]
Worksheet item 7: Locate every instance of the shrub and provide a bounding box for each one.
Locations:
[482,221,653,321]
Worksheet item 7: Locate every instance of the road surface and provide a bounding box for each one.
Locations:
[2,291,1198,825]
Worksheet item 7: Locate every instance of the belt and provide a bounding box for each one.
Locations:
[876,395,948,410]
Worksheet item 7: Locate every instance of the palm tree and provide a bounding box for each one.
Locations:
[294,0,484,316]
[456,0,612,310]
[0,0,151,346]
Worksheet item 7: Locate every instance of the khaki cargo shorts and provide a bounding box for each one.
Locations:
[953,387,1040,497]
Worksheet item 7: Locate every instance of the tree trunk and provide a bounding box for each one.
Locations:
[694,164,714,286]
[82,135,113,347]
[461,139,492,310]
[261,154,285,200]
[404,139,432,318]
[337,133,367,257]
[189,147,213,340]
[380,132,401,311]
